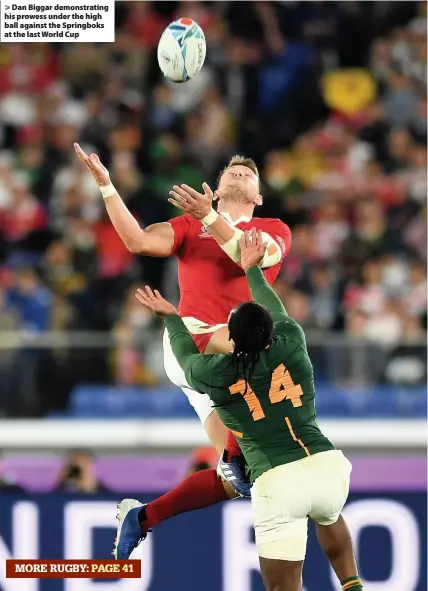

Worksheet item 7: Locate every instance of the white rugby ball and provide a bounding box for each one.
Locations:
[157,17,206,83]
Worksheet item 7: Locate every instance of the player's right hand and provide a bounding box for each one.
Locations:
[135,286,178,318]
[240,228,267,272]
[74,143,110,187]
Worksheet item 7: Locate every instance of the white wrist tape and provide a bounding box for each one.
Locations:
[221,229,243,263]
[220,230,282,266]
[100,183,116,199]
[201,209,219,227]
[261,232,282,267]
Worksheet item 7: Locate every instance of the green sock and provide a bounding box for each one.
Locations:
[341,576,363,590]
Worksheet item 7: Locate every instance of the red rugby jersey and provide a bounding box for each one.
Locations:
[168,214,291,325]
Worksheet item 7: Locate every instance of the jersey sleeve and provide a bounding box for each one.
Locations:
[164,315,229,403]
[273,318,307,345]
[167,214,192,255]
[259,219,291,262]
[246,266,307,344]
[185,355,231,404]
[246,266,289,323]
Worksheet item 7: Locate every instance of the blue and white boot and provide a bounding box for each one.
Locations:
[113,499,149,559]
[217,451,252,498]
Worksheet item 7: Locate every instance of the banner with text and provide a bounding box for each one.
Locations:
[0,491,426,591]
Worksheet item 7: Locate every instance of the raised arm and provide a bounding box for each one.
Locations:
[165,315,224,396]
[134,286,215,393]
[74,143,174,256]
[165,314,201,368]
[246,266,288,323]
[240,229,289,323]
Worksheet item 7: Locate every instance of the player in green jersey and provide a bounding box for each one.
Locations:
[116,228,363,591]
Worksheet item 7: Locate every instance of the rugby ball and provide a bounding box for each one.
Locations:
[157,18,206,83]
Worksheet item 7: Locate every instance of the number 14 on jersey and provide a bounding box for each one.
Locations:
[229,363,304,422]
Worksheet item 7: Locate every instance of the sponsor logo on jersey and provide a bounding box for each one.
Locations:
[199,225,214,239]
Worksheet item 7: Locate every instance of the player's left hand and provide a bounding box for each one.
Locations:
[240,228,267,272]
[168,183,213,220]
[135,286,178,317]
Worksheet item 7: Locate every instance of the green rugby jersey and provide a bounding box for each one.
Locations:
[165,266,334,484]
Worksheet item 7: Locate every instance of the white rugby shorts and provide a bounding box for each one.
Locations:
[251,450,352,561]
[163,316,227,425]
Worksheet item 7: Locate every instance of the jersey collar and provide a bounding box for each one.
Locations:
[219,212,251,226]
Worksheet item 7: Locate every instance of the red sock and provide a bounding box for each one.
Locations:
[225,430,241,461]
[141,469,230,530]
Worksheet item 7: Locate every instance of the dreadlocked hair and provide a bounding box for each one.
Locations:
[228,302,274,394]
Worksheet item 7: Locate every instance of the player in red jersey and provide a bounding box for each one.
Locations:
[75,144,291,460]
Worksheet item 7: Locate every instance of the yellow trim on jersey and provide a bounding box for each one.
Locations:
[285,417,310,457]
[342,579,363,590]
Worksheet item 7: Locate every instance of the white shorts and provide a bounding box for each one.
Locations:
[251,450,352,561]
[163,316,227,425]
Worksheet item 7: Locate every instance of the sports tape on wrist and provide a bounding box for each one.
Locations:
[100,183,116,199]
[201,209,219,227]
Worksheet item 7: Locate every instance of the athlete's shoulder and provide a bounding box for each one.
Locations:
[167,214,201,255]
[252,217,290,233]
[201,353,235,374]
[274,317,307,347]
[167,214,199,231]
[188,353,235,396]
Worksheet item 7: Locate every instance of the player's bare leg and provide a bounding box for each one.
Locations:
[204,411,229,454]
[204,326,232,355]
[203,327,234,454]
[316,516,363,590]
[259,557,303,591]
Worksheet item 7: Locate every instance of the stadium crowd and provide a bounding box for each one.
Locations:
[0,1,425,414]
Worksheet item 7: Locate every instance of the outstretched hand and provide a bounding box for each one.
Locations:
[168,183,213,220]
[135,286,178,318]
[74,143,110,187]
[239,228,267,272]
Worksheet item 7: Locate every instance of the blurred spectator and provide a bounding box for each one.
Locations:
[0,173,47,244]
[402,259,427,322]
[382,68,418,126]
[0,74,37,128]
[187,446,218,474]
[125,1,167,49]
[383,315,427,386]
[112,284,160,385]
[345,297,404,347]
[355,259,387,317]
[185,85,233,175]
[55,450,109,493]
[5,267,52,332]
[382,127,413,173]
[341,200,402,274]
[364,297,404,346]
[370,38,391,89]
[404,203,427,262]
[409,96,427,144]
[42,239,90,330]
[1,267,53,416]
[312,200,350,261]
[296,262,339,329]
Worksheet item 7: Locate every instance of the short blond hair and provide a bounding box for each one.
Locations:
[218,155,260,190]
